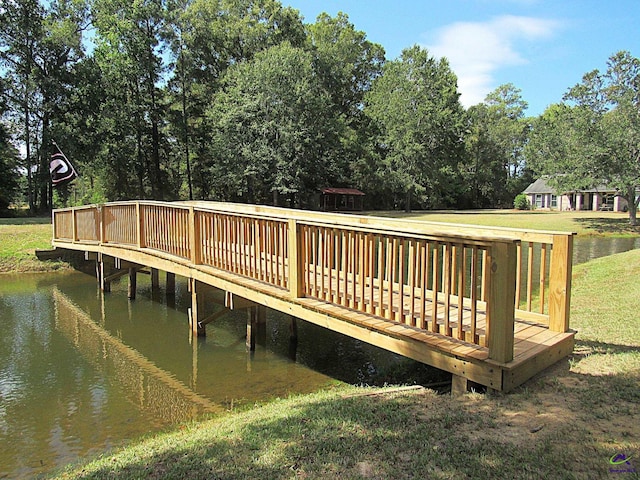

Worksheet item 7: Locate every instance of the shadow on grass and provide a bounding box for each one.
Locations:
[573,217,639,235]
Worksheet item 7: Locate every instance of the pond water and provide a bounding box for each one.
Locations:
[0,236,637,478]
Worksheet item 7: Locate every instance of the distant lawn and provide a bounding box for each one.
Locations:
[368,209,639,237]
[0,217,68,273]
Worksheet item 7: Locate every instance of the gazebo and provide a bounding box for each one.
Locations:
[319,188,365,212]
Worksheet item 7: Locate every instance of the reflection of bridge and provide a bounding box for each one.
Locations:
[52,201,575,393]
[53,288,222,423]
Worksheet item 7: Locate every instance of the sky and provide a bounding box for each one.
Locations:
[284,0,640,116]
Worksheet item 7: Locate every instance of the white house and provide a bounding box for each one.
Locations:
[522,178,630,212]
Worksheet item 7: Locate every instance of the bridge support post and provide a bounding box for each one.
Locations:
[166,272,176,297]
[188,279,206,337]
[451,375,468,397]
[98,254,110,292]
[128,268,137,299]
[151,268,160,294]
[246,307,257,351]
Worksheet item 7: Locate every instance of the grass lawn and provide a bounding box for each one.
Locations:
[0,217,69,273]
[369,209,640,237]
[50,247,640,479]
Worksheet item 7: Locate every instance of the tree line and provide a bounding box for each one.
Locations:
[0,0,637,224]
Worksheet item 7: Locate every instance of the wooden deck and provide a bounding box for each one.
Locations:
[51,201,575,392]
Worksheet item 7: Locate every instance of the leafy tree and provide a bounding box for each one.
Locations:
[92,0,171,200]
[527,51,640,225]
[0,0,88,212]
[207,42,339,207]
[306,12,385,198]
[365,45,466,211]
[464,84,532,208]
[0,81,20,213]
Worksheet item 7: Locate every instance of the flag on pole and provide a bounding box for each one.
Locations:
[50,141,78,188]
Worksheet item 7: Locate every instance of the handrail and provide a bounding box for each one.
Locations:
[52,201,574,364]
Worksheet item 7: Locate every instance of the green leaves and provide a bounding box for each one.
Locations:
[365,45,465,211]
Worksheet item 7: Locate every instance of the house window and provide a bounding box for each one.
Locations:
[535,194,543,208]
[551,195,557,208]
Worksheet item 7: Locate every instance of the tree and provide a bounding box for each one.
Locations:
[464,84,532,208]
[207,42,339,207]
[92,0,170,200]
[527,51,640,225]
[306,12,385,198]
[0,81,20,213]
[365,45,466,211]
[0,0,88,212]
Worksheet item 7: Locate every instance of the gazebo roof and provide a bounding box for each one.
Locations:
[320,188,365,196]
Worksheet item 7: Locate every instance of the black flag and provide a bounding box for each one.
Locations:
[50,142,78,187]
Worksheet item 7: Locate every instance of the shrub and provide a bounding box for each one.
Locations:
[514,193,531,210]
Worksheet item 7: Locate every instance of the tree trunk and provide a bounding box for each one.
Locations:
[405,189,412,213]
[629,186,638,227]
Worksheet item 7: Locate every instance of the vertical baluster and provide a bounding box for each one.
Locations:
[395,237,403,323]
[443,243,452,337]
[339,230,347,306]
[431,242,440,333]
[470,246,479,344]
[367,234,375,315]
[539,243,548,314]
[350,231,357,309]
[515,243,522,310]
[457,245,467,340]
[386,237,394,321]
[376,236,385,317]
[527,242,534,311]
[358,232,365,311]
[419,240,428,329]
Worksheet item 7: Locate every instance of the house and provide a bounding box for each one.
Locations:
[522,178,629,212]
[319,188,365,211]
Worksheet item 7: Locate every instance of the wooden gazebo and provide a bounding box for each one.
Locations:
[320,188,365,211]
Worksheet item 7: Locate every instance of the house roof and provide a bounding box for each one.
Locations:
[523,178,619,195]
[320,188,365,196]
[523,178,554,194]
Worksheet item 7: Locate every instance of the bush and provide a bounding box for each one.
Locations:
[513,193,531,210]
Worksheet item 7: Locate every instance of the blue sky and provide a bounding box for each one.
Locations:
[284,0,639,116]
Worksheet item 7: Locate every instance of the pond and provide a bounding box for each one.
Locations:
[0,235,637,478]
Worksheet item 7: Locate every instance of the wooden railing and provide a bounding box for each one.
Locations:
[52,201,574,364]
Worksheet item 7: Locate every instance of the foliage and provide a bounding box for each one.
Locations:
[0,1,636,216]
[365,45,466,211]
[464,84,533,208]
[527,51,640,226]
[513,193,531,210]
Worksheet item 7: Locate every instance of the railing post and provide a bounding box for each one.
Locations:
[548,234,573,332]
[189,207,200,265]
[99,205,106,244]
[288,219,304,298]
[136,202,145,249]
[487,240,517,363]
[72,208,78,243]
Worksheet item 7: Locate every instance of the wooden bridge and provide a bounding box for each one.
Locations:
[51,201,575,393]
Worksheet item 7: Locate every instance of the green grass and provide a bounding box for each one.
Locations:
[50,249,640,480]
[0,218,69,273]
[369,209,639,236]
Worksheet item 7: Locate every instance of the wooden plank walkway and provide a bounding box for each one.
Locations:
[51,201,576,393]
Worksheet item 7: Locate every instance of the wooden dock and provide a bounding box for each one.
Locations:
[51,201,575,393]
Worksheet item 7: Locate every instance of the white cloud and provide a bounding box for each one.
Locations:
[426,15,561,107]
